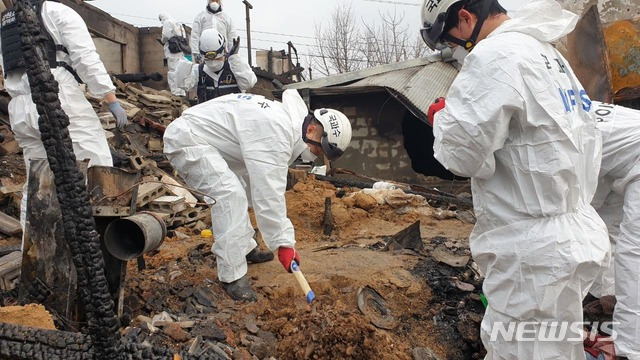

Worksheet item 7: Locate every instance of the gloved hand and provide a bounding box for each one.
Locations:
[277,247,300,273]
[228,36,240,56]
[108,101,128,130]
[427,97,445,126]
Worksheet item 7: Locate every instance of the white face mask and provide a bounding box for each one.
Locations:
[451,46,469,65]
[208,2,220,11]
[300,148,317,162]
[205,59,224,72]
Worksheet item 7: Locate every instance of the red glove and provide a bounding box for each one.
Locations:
[427,97,445,126]
[278,247,301,273]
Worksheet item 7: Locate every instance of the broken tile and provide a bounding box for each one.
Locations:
[432,248,470,268]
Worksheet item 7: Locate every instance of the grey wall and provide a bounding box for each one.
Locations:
[138,27,168,90]
[61,0,140,73]
[93,37,123,74]
[311,92,421,183]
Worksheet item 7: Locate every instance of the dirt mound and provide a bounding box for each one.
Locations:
[248,285,408,360]
[0,304,56,330]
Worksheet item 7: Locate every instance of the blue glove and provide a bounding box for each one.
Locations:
[108,101,128,129]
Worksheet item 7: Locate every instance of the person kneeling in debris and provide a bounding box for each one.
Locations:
[163,90,352,301]
[585,101,640,360]
[174,28,255,104]
[0,0,126,234]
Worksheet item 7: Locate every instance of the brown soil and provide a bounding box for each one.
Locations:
[0,173,478,359]
[0,304,56,330]
[121,175,478,359]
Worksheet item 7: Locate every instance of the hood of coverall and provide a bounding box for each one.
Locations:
[489,0,578,43]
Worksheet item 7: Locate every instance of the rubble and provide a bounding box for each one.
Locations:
[432,248,471,268]
[0,125,20,156]
[0,251,20,291]
[0,35,489,358]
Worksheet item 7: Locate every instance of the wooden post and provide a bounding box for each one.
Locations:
[323,197,333,236]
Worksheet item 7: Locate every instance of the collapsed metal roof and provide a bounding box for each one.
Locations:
[282,56,459,124]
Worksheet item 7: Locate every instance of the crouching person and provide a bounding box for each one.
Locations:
[163,90,352,301]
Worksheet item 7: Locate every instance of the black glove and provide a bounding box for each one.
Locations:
[228,36,240,56]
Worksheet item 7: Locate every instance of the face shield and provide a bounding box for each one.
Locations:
[420,12,450,51]
[320,134,344,161]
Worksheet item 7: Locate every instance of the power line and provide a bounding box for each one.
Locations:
[361,0,420,5]
[112,11,429,53]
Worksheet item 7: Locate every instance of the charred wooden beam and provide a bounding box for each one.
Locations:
[15,0,120,357]
[112,72,163,84]
[323,197,333,236]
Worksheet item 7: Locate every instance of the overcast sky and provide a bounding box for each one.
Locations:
[90,0,529,71]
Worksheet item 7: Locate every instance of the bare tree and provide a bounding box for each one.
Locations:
[310,3,432,76]
[310,2,364,76]
[361,9,432,67]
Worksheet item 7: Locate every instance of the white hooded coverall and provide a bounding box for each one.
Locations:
[190,6,237,57]
[172,54,256,96]
[589,101,640,360]
[160,13,186,96]
[163,90,309,283]
[432,1,610,359]
[0,1,113,229]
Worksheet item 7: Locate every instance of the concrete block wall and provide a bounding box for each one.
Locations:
[312,92,420,183]
[61,0,140,74]
[92,37,123,74]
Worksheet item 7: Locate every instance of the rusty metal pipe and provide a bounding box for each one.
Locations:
[104,212,166,261]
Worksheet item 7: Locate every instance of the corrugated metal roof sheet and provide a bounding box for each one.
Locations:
[345,61,459,121]
[283,58,435,90]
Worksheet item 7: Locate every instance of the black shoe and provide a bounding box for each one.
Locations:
[245,248,275,264]
[221,275,257,302]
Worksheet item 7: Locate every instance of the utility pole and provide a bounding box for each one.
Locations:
[242,0,253,66]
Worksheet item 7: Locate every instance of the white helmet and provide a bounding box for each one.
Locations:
[199,28,226,58]
[313,108,352,161]
[158,13,169,22]
[420,0,493,51]
[420,0,464,50]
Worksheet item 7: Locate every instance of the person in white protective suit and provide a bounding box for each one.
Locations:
[174,28,255,103]
[420,0,610,359]
[586,101,640,360]
[163,90,352,301]
[0,0,126,233]
[159,12,187,96]
[190,0,237,63]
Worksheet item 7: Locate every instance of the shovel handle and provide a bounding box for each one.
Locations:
[291,261,315,303]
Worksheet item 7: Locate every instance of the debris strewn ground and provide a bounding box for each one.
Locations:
[0,79,489,359]
[118,176,481,359]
